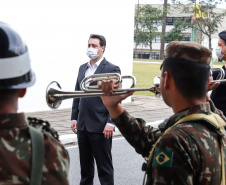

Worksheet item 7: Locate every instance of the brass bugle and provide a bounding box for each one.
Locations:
[210,67,226,84]
[46,73,161,109]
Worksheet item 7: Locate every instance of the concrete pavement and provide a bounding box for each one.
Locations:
[26,95,174,145]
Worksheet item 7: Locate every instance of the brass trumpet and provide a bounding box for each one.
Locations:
[210,67,226,84]
[46,73,161,109]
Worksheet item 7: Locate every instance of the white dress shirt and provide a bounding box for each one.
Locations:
[85,57,103,77]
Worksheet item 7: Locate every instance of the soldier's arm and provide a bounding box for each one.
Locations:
[99,79,161,157]
[112,109,161,158]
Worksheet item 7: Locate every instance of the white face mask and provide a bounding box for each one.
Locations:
[216,46,226,60]
[86,47,102,60]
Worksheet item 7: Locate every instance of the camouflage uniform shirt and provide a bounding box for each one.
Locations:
[112,101,226,185]
[0,113,69,185]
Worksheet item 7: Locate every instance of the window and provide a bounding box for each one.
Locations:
[182,17,192,23]
[152,52,160,60]
[134,52,150,59]
[165,39,170,43]
[166,17,174,25]
[183,36,191,41]
[166,17,192,25]
[133,52,160,60]
[153,20,162,26]
[152,36,161,43]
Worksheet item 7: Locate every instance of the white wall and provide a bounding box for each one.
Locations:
[0,0,135,112]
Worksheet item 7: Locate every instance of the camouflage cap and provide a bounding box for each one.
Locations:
[165,41,212,65]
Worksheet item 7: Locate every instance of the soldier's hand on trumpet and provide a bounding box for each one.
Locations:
[98,79,134,106]
[98,79,134,118]
[208,76,220,91]
[206,76,220,102]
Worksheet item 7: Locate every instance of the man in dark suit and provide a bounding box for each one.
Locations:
[71,34,120,185]
[210,30,226,116]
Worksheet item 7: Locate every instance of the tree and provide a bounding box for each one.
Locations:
[160,0,168,60]
[134,3,140,59]
[172,0,226,49]
[193,1,226,49]
[164,18,191,41]
[134,5,162,59]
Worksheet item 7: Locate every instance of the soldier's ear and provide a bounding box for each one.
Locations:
[163,71,170,90]
[18,89,27,98]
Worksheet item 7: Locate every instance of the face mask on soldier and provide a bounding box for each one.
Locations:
[216,46,226,60]
[86,47,102,60]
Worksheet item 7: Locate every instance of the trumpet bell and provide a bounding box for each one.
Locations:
[46,81,62,109]
[153,76,161,99]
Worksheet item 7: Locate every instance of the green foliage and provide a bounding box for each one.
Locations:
[134,5,162,58]
[172,0,226,49]
[192,0,226,36]
[164,18,191,41]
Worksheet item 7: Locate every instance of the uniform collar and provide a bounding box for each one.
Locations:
[159,102,211,132]
[0,113,28,128]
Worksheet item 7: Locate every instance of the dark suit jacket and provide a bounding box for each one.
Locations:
[210,65,226,116]
[71,58,121,133]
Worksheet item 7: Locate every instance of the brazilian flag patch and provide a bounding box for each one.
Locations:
[153,150,173,167]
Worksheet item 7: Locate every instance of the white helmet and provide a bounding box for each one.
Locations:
[0,22,35,89]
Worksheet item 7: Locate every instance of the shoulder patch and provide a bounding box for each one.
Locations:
[153,150,173,167]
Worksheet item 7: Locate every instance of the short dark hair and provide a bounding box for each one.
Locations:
[89,34,106,52]
[161,58,210,99]
[221,38,226,45]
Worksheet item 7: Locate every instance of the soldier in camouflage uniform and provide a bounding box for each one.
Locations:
[0,22,69,184]
[98,41,226,185]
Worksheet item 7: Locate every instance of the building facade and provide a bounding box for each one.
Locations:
[134,4,226,60]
